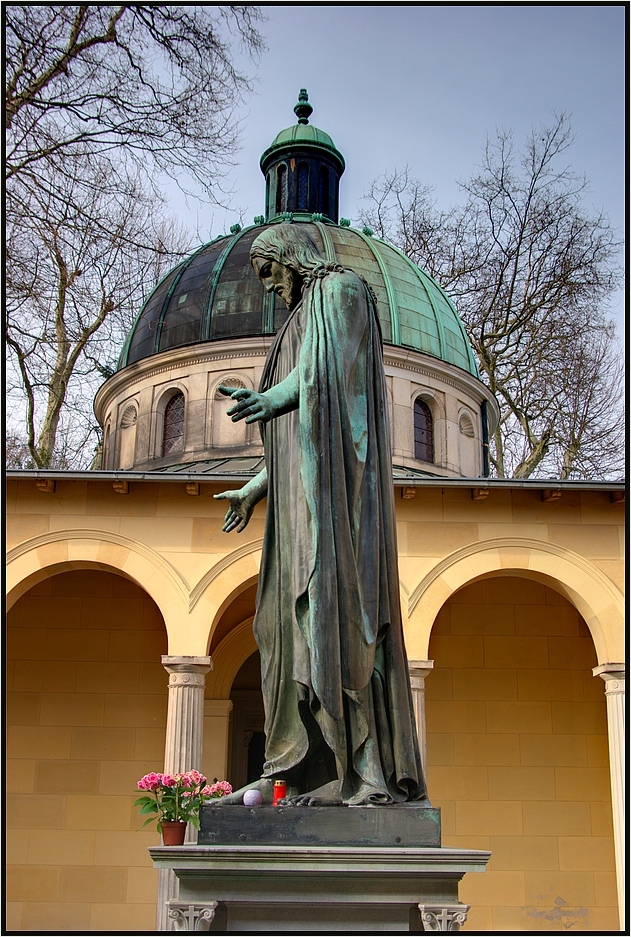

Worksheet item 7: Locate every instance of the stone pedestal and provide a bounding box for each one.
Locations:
[151,805,488,932]
[150,842,490,932]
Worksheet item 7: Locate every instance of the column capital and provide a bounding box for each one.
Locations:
[418,903,470,931]
[162,656,212,689]
[593,662,625,692]
[167,900,218,931]
[163,654,212,674]
[408,659,434,684]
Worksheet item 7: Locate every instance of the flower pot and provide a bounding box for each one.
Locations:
[161,820,187,845]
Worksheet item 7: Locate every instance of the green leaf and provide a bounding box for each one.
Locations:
[134,796,158,809]
[139,802,159,815]
[137,816,158,831]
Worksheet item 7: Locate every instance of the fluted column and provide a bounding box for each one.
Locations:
[203,699,233,784]
[593,662,625,930]
[408,660,434,779]
[157,656,213,932]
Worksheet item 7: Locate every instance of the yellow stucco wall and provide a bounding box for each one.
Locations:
[7,479,624,664]
[5,476,624,931]
[397,486,624,665]
[427,576,617,931]
[6,570,166,932]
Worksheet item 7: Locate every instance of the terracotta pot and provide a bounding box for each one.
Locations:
[161,820,187,845]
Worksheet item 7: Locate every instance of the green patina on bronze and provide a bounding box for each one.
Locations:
[214,225,427,806]
[119,220,478,376]
[118,91,478,377]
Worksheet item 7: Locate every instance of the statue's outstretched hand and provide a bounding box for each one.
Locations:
[213,488,256,533]
[217,385,274,424]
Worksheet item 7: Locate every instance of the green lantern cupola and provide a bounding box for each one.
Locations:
[260,89,345,223]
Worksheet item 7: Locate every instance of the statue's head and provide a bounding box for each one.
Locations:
[250,225,325,310]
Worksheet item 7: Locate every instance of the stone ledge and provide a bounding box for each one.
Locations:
[149,843,491,874]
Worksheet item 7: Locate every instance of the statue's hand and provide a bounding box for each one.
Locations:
[217,385,274,424]
[213,488,256,533]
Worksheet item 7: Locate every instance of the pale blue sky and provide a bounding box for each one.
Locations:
[167,4,625,332]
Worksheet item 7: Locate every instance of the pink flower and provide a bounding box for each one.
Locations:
[137,772,163,791]
[204,780,232,798]
[184,769,206,787]
[161,774,177,787]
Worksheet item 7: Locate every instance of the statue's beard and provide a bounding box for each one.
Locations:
[277,266,302,310]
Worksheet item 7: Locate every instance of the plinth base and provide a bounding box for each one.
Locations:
[150,843,490,932]
[200,802,441,848]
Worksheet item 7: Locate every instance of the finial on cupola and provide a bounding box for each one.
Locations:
[294,88,313,125]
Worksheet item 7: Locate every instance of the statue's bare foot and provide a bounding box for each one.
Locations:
[282,780,342,806]
[213,777,275,806]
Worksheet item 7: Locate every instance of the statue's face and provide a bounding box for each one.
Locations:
[252,256,303,310]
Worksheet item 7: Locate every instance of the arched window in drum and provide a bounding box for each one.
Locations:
[163,392,185,456]
[414,397,434,463]
[276,165,287,214]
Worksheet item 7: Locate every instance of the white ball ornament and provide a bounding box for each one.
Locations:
[243,788,263,807]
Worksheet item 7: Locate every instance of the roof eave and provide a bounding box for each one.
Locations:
[5,469,625,491]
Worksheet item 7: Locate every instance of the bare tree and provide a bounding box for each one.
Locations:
[360,116,623,479]
[551,326,624,480]
[5,5,264,468]
[6,6,264,197]
[6,156,191,468]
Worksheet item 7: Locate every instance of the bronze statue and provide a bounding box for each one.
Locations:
[214,225,425,806]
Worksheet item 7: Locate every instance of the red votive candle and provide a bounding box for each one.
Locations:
[272,779,286,805]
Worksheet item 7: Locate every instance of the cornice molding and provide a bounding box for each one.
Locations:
[94,338,274,419]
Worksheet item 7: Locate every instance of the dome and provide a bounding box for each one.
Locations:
[261,122,344,172]
[118,218,478,377]
[99,91,497,480]
[267,122,338,152]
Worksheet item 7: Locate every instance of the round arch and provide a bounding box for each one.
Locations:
[405,537,624,664]
[409,386,446,420]
[205,617,258,699]
[188,541,262,653]
[153,382,188,459]
[6,530,189,641]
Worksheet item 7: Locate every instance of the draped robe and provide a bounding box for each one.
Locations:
[255,267,426,804]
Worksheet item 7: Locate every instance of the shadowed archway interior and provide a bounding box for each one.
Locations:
[6,568,168,931]
[425,574,616,932]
